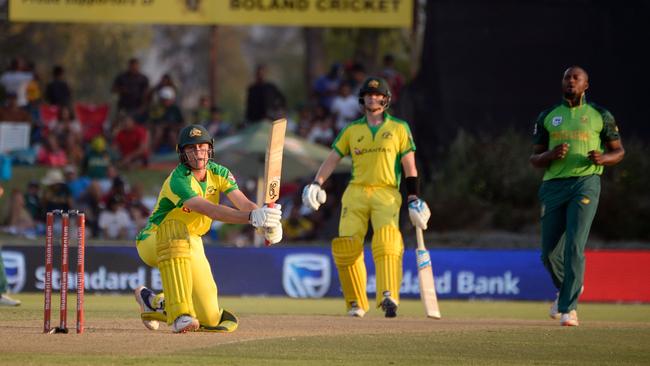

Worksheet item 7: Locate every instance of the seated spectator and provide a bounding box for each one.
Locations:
[102,175,128,206]
[52,106,82,141]
[63,164,90,201]
[77,180,104,238]
[193,95,211,124]
[203,106,231,138]
[283,203,315,241]
[330,82,361,132]
[306,107,335,146]
[36,134,68,167]
[148,86,184,153]
[61,132,85,168]
[23,180,43,223]
[98,195,133,240]
[2,188,36,238]
[126,182,150,233]
[41,168,73,212]
[82,136,115,180]
[313,63,343,112]
[146,73,177,108]
[112,114,150,169]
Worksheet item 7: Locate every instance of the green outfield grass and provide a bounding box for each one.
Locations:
[1,294,649,365]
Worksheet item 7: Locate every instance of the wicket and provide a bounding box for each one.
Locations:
[44,209,85,334]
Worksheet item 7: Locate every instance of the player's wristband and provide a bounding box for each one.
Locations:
[405,176,419,197]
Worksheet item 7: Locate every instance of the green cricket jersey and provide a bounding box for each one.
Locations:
[532,95,620,181]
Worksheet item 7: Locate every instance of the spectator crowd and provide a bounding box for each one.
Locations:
[0,54,406,243]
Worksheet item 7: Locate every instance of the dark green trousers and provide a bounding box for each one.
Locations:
[538,175,600,313]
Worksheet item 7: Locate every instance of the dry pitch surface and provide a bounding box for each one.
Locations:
[1,295,649,365]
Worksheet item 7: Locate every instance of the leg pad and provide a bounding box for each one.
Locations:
[332,236,369,312]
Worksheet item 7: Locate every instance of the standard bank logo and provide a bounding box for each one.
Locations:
[2,251,26,293]
[283,254,331,298]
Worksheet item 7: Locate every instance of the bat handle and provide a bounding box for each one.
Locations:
[415,227,426,250]
[264,202,275,247]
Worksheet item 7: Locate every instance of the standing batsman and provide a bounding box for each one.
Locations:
[530,66,624,326]
[302,77,430,318]
[134,124,283,333]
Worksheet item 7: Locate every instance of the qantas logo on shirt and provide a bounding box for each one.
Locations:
[353,147,392,155]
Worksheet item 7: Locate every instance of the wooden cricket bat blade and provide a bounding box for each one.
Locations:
[263,118,287,205]
[416,228,441,319]
[263,118,287,247]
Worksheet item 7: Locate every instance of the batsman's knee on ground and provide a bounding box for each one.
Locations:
[332,236,369,312]
[156,219,195,324]
[372,226,403,307]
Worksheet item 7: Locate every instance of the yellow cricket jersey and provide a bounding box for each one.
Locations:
[136,161,239,240]
[332,113,415,188]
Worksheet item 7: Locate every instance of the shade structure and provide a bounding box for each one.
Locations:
[212,122,351,183]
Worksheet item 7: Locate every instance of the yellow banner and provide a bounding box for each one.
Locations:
[10,0,412,28]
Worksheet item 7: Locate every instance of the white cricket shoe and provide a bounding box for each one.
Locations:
[0,293,21,306]
[549,293,560,320]
[550,286,584,320]
[135,286,163,330]
[347,301,366,318]
[560,310,579,326]
[172,315,199,333]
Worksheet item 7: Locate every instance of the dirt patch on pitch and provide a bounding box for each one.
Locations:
[0,315,535,355]
[0,315,643,356]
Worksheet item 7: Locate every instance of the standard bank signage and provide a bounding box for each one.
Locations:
[3,246,557,300]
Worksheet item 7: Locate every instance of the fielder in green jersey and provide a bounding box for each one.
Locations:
[530,66,624,326]
[133,124,283,333]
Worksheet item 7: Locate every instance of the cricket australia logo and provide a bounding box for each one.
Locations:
[283,254,331,298]
[382,131,393,139]
[551,116,563,127]
[2,251,26,293]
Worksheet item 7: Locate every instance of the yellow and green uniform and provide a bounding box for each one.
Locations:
[136,161,238,327]
[331,112,415,311]
[532,95,620,313]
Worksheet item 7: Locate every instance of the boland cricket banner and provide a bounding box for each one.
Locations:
[2,245,649,302]
[9,0,413,28]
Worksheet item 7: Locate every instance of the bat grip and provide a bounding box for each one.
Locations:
[264,202,275,246]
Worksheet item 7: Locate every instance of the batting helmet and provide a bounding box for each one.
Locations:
[358,77,392,108]
[177,124,214,168]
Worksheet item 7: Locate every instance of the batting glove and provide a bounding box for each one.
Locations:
[263,222,283,245]
[250,204,282,228]
[408,198,431,230]
[302,182,326,211]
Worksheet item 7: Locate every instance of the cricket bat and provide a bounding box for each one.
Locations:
[416,227,441,319]
[263,118,287,246]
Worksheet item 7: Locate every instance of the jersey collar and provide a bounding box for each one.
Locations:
[562,93,586,108]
